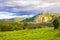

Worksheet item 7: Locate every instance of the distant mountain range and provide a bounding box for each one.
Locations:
[0,16,32,23]
[0,12,60,24]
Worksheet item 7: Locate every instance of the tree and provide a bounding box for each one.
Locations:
[53,18,59,29]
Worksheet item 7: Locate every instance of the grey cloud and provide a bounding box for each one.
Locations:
[0,0,60,12]
[41,0,60,3]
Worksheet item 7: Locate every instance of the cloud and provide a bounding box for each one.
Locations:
[0,0,60,12]
[0,0,60,19]
[0,11,34,19]
[0,11,16,19]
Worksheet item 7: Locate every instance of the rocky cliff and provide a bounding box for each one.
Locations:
[32,12,60,23]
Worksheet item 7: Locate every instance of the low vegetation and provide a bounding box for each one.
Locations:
[0,27,60,40]
[0,20,43,31]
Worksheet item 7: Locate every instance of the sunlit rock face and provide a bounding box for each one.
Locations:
[32,12,60,23]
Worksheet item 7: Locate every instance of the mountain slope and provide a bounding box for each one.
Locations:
[0,12,60,24]
[32,12,60,23]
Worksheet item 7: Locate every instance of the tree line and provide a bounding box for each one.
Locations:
[0,17,60,31]
[0,20,42,31]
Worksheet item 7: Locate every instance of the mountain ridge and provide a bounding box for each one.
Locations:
[31,12,60,24]
[0,12,60,24]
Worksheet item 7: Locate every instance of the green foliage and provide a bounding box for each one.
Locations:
[0,21,23,31]
[22,22,42,29]
[0,20,43,31]
[53,18,60,29]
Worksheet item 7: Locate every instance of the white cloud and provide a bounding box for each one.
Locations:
[0,12,15,19]
[0,0,60,19]
[0,11,34,19]
[0,0,60,12]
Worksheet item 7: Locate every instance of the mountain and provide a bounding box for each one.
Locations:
[31,12,60,24]
[12,12,60,24]
[0,16,32,23]
[0,12,60,24]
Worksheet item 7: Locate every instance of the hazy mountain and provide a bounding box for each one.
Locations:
[0,16,32,23]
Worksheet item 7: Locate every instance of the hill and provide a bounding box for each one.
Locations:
[32,12,60,24]
[0,16,32,23]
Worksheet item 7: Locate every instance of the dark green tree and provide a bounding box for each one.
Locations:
[53,18,59,29]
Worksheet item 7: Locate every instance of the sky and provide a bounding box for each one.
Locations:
[0,0,60,19]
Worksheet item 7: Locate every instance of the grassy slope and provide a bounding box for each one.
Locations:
[0,27,60,40]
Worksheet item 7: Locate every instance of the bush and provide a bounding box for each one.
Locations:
[22,23,42,29]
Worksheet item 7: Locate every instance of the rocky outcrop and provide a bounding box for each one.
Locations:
[32,12,60,23]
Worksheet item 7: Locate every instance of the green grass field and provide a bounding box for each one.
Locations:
[0,27,60,40]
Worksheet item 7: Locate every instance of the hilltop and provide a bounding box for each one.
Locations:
[31,12,60,23]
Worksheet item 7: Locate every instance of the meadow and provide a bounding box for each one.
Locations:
[0,27,60,40]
